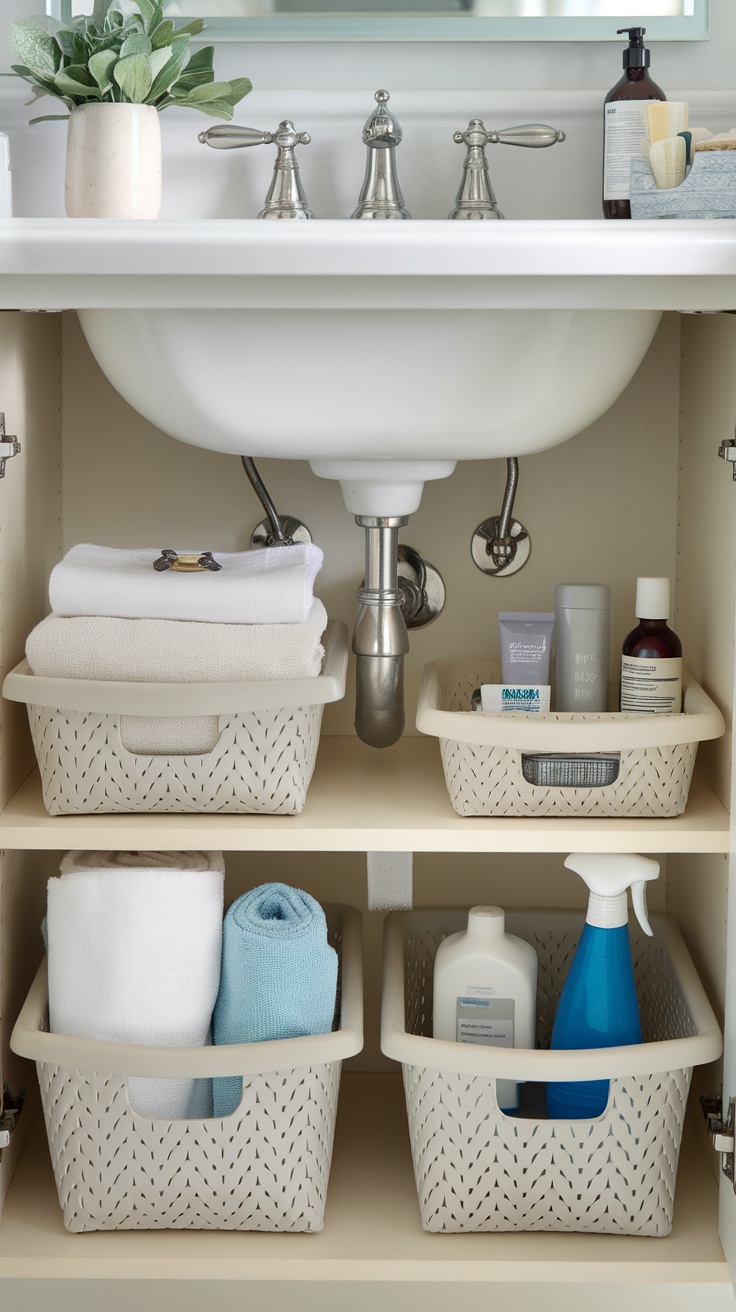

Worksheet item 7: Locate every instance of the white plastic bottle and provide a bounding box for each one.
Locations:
[432,906,538,1112]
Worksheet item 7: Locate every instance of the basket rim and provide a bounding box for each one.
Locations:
[380,906,723,1081]
[11,903,363,1078]
[416,662,724,751]
[2,621,348,717]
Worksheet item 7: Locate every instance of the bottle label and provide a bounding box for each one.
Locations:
[572,652,604,706]
[620,655,683,713]
[456,997,514,1047]
[603,102,651,201]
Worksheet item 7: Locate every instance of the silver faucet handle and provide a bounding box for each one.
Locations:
[453,120,565,149]
[488,123,566,148]
[199,122,311,150]
[263,121,311,149]
[198,124,270,148]
[453,118,494,150]
[200,120,313,219]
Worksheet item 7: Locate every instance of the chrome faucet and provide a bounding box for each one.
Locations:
[198,120,314,219]
[351,90,411,220]
[449,120,566,220]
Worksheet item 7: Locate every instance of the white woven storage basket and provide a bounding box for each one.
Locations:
[2,622,347,816]
[416,660,724,817]
[381,908,722,1236]
[11,904,362,1233]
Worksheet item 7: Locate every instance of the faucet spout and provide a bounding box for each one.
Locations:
[353,515,410,748]
[351,91,411,220]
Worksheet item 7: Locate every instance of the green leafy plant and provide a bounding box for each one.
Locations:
[9,0,252,124]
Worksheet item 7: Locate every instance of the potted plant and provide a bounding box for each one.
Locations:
[9,0,252,219]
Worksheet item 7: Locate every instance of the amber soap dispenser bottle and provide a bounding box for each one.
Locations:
[603,27,666,220]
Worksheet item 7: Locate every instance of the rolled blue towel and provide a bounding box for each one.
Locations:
[212,882,339,1117]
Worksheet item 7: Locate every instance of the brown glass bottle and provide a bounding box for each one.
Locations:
[620,577,682,714]
[603,27,666,220]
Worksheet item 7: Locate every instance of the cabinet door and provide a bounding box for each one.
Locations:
[720,854,736,1286]
[677,313,736,1289]
[0,311,61,1217]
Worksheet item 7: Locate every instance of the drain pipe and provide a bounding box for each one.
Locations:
[353,515,410,748]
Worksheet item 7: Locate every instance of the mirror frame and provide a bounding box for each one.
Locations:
[47,1,710,42]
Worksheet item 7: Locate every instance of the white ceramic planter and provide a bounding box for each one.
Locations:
[65,103,162,220]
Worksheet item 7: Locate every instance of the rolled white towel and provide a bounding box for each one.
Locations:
[49,543,324,625]
[47,851,225,1120]
[26,600,328,683]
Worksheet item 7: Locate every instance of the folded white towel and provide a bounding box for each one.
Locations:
[26,600,328,683]
[47,851,225,1120]
[49,543,324,625]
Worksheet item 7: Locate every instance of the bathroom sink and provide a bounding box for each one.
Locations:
[47,219,684,510]
[3,216,736,509]
[77,303,660,468]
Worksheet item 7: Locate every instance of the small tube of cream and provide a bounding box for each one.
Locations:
[498,612,555,686]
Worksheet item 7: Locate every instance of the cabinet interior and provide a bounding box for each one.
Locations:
[0,307,733,1308]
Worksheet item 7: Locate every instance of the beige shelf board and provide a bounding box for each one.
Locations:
[0,1073,728,1293]
[0,738,729,854]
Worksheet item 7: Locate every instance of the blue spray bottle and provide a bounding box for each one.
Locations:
[547,851,659,1120]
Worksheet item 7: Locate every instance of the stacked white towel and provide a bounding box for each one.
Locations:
[49,543,324,625]
[46,851,225,1120]
[26,600,328,683]
[26,542,328,755]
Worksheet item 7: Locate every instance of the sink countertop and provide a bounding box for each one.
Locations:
[1,217,736,310]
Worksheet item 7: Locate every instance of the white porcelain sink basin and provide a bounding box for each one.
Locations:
[78,303,660,463]
[56,218,694,512]
[4,217,736,510]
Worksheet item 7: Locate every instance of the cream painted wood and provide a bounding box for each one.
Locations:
[0,312,62,810]
[0,312,62,1224]
[670,315,736,1216]
[676,314,736,813]
[687,320,736,1285]
[0,852,53,1219]
[0,744,728,851]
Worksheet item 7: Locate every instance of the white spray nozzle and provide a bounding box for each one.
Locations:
[564,852,659,934]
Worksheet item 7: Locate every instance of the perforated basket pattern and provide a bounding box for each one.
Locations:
[27,702,324,815]
[399,915,696,1236]
[37,1059,341,1232]
[434,666,697,817]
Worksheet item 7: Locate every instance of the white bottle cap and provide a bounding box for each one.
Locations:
[635,576,670,620]
[467,906,505,935]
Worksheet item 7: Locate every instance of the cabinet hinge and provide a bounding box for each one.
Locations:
[0,412,20,479]
[719,436,736,479]
[0,1085,24,1155]
[702,1093,736,1189]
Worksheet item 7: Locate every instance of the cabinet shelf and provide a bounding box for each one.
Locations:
[0,737,729,854]
[0,1074,729,1310]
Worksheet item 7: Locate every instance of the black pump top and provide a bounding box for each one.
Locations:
[618,26,650,69]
